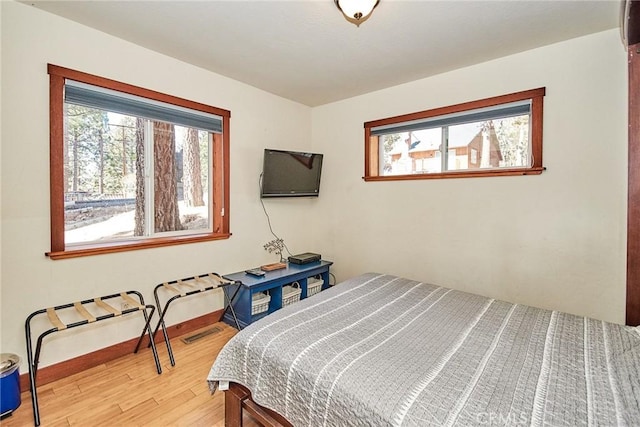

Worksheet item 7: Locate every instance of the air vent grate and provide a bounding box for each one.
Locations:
[180,326,222,344]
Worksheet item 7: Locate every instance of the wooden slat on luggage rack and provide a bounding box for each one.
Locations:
[46,308,66,331]
[94,298,121,316]
[73,301,96,323]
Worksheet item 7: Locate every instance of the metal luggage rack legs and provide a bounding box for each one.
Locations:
[151,272,241,367]
[25,291,161,426]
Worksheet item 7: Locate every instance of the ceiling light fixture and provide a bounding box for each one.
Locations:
[335,0,379,27]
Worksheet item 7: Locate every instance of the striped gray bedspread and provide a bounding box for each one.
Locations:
[207,273,640,426]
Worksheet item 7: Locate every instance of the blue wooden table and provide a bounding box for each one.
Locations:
[222,260,333,329]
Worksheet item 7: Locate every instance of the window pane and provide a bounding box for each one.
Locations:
[153,123,210,234]
[448,116,530,171]
[381,128,443,175]
[378,116,530,176]
[64,105,140,244]
[63,108,212,245]
[495,115,530,168]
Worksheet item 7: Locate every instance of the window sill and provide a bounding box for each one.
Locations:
[46,233,232,260]
[363,167,545,182]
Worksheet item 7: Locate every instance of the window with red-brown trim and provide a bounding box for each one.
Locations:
[47,64,231,260]
[364,88,545,181]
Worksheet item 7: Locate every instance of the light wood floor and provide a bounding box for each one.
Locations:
[1,322,260,427]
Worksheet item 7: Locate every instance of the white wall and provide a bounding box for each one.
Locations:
[0,1,314,366]
[312,29,628,324]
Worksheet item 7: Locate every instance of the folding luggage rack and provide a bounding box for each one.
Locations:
[152,272,241,366]
[25,290,160,426]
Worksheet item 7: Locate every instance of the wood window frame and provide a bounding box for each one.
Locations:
[363,88,545,181]
[46,64,231,260]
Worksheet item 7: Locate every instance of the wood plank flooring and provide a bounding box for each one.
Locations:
[1,322,260,426]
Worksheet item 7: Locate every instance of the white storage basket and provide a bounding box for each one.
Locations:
[282,282,302,306]
[307,276,324,297]
[251,292,271,315]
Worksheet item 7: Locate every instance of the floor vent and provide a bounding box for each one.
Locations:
[181,326,222,344]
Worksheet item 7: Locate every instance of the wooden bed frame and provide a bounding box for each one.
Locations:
[225,383,292,427]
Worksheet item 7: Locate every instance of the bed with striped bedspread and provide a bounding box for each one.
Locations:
[208,273,640,426]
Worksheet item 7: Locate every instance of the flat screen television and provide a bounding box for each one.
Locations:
[260,149,323,198]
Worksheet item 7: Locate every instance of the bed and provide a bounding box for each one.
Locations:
[207,273,640,426]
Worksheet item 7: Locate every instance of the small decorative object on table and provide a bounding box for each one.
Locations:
[261,262,287,271]
[263,238,286,262]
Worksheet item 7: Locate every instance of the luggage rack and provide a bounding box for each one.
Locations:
[25,290,161,426]
[152,272,242,366]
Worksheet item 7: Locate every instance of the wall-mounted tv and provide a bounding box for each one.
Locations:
[260,149,323,198]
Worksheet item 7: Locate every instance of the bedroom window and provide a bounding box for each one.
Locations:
[47,65,231,259]
[364,88,545,180]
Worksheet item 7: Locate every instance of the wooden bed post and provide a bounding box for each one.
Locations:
[224,383,293,427]
[225,383,249,427]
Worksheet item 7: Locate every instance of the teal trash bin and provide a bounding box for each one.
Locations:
[0,353,22,418]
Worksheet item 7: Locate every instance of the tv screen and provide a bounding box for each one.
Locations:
[261,149,323,198]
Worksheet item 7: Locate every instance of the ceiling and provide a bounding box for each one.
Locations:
[28,1,621,107]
